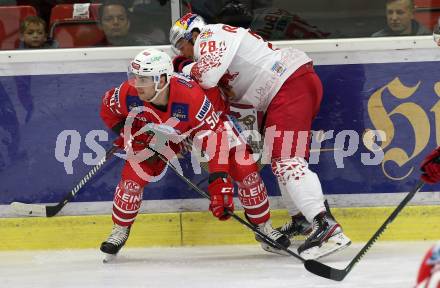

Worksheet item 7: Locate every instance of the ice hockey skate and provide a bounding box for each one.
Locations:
[100,224,131,263]
[276,213,313,247]
[254,220,291,255]
[297,211,351,260]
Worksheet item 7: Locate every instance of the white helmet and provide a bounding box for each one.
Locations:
[169,13,206,49]
[128,48,173,102]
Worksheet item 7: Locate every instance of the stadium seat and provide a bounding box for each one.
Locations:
[414,0,440,7]
[414,0,440,30]
[49,3,105,48]
[0,5,37,50]
[49,3,101,26]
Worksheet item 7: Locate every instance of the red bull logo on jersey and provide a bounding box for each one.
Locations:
[199,29,213,39]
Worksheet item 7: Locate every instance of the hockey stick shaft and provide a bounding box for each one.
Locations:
[149,148,306,263]
[47,146,119,215]
[11,146,119,217]
[304,179,425,281]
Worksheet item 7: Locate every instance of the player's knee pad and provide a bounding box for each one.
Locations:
[112,179,144,226]
[271,157,309,185]
[236,171,270,224]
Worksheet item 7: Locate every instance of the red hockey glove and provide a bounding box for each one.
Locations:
[113,132,153,153]
[421,147,440,184]
[208,174,234,221]
[113,135,125,150]
[131,133,154,152]
[172,55,194,73]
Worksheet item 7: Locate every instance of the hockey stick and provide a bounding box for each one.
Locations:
[304,179,425,281]
[149,148,306,262]
[10,146,119,217]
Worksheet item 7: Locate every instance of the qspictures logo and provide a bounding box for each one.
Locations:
[54,104,386,182]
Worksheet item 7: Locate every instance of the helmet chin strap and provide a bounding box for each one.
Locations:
[146,80,170,103]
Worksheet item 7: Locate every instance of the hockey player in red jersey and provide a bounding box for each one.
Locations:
[416,147,440,287]
[169,13,351,259]
[416,242,440,288]
[99,48,290,260]
[421,146,440,184]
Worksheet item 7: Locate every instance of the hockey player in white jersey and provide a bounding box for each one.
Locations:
[169,13,351,259]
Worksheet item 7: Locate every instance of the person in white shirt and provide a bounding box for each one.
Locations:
[169,13,351,259]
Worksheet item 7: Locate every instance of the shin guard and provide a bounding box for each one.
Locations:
[112,179,143,226]
[237,172,270,225]
[271,157,325,222]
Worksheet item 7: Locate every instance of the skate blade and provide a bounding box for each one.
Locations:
[289,239,305,249]
[259,236,305,256]
[260,243,290,256]
[102,253,117,263]
[299,232,351,260]
[289,235,307,247]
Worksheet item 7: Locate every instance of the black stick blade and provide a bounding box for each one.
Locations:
[46,204,64,217]
[304,260,346,281]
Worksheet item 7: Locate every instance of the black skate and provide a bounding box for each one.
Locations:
[100,224,131,263]
[254,220,291,255]
[324,199,336,221]
[277,213,313,241]
[277,200,333,241]
[297,212,351,260]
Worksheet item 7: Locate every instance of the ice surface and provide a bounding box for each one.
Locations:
[0,241,434,288]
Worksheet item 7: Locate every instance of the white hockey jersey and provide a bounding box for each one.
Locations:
[189,24,312,111]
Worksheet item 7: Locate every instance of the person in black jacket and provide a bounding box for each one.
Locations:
[372,0,431,37]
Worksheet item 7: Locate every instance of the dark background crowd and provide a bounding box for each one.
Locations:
[0,0,438,50]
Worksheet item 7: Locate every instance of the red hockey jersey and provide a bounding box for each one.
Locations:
[100,75,230,173]
[417,242,440,288]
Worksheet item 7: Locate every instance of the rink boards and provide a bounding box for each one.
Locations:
[0,37,440,249]
[2,207,440,250]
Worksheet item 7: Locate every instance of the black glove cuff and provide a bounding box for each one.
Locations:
[111,121,125,135]
[208,172,229,184]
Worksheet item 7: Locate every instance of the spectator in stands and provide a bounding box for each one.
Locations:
[14,16,52,129]
[18,15,58,49]
[185,0,271,25]
[97,0,151,46]
[16,15,45,146]
[372,0,431,37]
[183,0,329,39]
